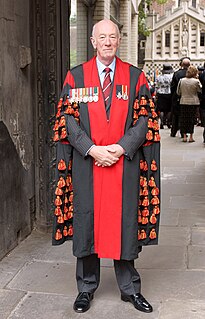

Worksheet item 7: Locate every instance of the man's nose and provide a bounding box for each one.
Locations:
[104,37,111,45]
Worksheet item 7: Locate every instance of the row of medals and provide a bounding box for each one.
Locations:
[69,87,129,103]
[69,87,99,103]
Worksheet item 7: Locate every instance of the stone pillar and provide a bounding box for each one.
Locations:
[161,30,165,58]
[170,23,174,57]
[130,12,138,66]
[77,1,88,64]
[119,0,131,62]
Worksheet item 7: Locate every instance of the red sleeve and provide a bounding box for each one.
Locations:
[63,70,75,88]
[136,72,150,97]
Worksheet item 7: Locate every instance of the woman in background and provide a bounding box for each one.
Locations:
[177,65,202,142]
[155,63,174,129]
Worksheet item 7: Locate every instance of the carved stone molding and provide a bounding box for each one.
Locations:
[33,0,70,230]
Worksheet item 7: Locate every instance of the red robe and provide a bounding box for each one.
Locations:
[52,57,161,261]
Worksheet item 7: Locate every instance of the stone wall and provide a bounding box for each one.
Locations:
[0,0,34,259]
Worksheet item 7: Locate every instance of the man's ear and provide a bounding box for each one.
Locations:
[90,37,96,49]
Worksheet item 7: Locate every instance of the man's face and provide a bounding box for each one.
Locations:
[91,20,120,65]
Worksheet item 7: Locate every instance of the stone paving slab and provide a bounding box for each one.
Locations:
[161,183,205,196]
[178,209,205,227]
[0,289,26,319]
[159,299,205,319]
[159,226,190,246]
[7,292,161,319]
[136,245,187,270]
[7,261,77,295]
[160,208,179,226]
[141,269,205,301]
[191,227,205,245]
[170,196,205,210]
[188,245,205,269]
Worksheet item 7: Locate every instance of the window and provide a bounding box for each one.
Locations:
[200,32,205,46]
[140,40,146,49]
[165,32,170,47]
[192,0,196,8]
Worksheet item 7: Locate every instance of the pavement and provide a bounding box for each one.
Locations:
[1,126,205,319]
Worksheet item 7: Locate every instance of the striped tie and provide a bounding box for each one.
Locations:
[102,68,112,106]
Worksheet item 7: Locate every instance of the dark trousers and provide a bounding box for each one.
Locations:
[76,254,141,295]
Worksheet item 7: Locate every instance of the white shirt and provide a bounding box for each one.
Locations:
[96,57,116,86]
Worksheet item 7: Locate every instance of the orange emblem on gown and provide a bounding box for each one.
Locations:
[64,194,69,204]
[151,196,160,205]
[64,205,69,213]
[57,177,66,188]
[154,132,160,141]
[138,210,142,223]
[67,211,73,219]
[55,229,62,240]
[139,97,147,106]
[151,160,157,171]
[153,205,160,215]
[55,196,62,206]
[53,120,59,131]
[151,187,159,196]
[141,229,147,239]
[142,196,149,206]
[146,130,153,140]
[153,120,159,130]
[59,116,66,127]
[55,187,63,196]
[69,192,73,202]
[57,215,64,224]
[148,176,156,187]
[150,213,157,224]
[149,229,157,239]
[63,226,68,236]
[142,217,148,224]
[138,107,148,116]
[54,207,62,216]
[53,131,59,142]
[60,128,67,139]
[142,186,149,196]
[142,177,148,187]
[142,207,149,216]
[68,225,73,236]
[64,106,74,115]
[148,118,153,128]
[133,99,139,109]
[58,159,66,171]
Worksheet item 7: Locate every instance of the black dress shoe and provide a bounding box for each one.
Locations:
[121,293,153,313]
[73,292,94,313]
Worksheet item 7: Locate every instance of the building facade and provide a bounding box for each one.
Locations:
[143,0,205,76]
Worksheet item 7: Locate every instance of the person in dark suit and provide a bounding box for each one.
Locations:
[52,19,160,314]
[170,57,191,137]
[199,63,205,143]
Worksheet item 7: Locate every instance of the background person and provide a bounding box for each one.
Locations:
[177,65,202,142]
[170,57,191,137]
[155,63,174,129]
[199,63,205,143]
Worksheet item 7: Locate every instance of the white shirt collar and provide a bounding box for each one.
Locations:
[96,57,116,76]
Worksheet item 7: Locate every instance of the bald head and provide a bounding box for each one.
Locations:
[92,19,120,38]
[181,58,191,69]
[90,19,121,65]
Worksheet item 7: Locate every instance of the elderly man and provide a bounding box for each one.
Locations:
[53,19,160,314]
